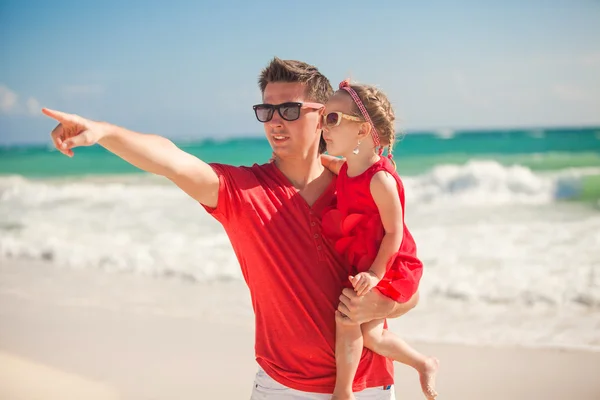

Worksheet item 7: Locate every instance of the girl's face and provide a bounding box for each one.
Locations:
[322,92,366,157]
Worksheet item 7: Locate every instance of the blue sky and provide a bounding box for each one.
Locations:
[1,0,599,145]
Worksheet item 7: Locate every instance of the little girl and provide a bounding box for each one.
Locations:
[320,80,439,400]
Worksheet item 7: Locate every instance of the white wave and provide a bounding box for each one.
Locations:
[1,163,599,301]
[0,175,241,282]
[433,128,455,139]
[402,160,597,206]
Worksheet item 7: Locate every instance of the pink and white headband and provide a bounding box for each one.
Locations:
[339,80,386,157]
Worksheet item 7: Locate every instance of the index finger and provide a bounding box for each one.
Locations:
[337,302,351,317]
[357,282,369,297]
[42,108,72,122]
[341,287,357,299]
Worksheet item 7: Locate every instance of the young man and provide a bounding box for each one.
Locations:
[43,57,418,399]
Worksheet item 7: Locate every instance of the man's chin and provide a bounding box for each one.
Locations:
[271,142,296,156]
[271,142,320,160]
[272,150,293,160]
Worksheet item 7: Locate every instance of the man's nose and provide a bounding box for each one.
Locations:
[268,111,284,127]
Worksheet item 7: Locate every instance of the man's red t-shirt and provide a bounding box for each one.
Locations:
[201,162,394,393]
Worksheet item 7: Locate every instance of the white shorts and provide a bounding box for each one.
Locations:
[250,367,395,400]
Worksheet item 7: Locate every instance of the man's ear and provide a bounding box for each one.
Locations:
[316,109,325,130]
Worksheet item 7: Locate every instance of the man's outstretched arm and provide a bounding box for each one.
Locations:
[43,108,219,207]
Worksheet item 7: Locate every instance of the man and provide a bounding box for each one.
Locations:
[43,57,418,399]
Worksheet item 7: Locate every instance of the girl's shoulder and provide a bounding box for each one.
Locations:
[369,158,404,192]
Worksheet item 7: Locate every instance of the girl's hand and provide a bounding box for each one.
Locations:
[349,271,381,297]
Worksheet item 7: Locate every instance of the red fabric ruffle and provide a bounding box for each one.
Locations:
[322,208,423,303]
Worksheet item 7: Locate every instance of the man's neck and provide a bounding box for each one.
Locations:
[274,154,326,191]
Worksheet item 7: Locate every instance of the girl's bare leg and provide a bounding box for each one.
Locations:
[361,318,439,399]
[332,311,362,400]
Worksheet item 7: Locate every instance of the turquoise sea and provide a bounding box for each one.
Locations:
[2,126,600,203]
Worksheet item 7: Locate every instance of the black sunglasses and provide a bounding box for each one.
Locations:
[253,102,324,123]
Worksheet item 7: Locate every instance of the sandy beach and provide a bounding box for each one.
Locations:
[1,260,599,400]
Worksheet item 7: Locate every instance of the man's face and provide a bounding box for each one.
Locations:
[260,82,323,159]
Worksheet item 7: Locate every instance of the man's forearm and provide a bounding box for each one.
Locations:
[98,124,198,179]
[387,291,419,319]
[97,123,219,206]
[338,288,420,325]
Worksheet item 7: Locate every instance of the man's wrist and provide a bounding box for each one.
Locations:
[376,290,396,319]
[386,292,419,319]
[96,121,116,144]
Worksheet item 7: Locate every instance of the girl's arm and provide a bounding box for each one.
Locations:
[369,170,404,278]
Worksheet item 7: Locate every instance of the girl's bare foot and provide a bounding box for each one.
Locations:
[419,357,439,399]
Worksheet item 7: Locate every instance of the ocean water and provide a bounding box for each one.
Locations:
[1,127,600,350]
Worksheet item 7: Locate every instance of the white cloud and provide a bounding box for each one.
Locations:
[0,84,42,117]
[579,53,600,67]
[0,84,18,113]
[26,97,41,116]
[552,84,589,102]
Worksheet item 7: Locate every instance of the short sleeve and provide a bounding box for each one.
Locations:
[200,163,247,224]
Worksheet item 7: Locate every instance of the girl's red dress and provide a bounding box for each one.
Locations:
[322,157,423,303]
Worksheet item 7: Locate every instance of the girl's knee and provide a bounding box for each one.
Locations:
[361,326,382,350]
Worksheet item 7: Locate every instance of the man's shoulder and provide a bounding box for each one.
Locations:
[209,162,272,176]
[209,162,282,194]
